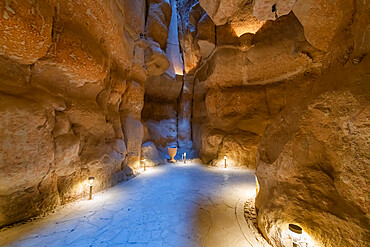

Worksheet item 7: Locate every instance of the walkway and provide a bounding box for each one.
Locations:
[0,162,258,247]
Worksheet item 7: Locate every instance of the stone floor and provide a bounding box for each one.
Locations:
[0,162,263,247]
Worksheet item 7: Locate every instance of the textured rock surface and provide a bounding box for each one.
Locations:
[292,0,343,51]
[229,3,265,36]
[145,74,183,101]
[254,0,370,245]
[146,119,178,156]
[192,13,322,168]
[186,2,370,245]
[141,141,165,167]
[199,0,247,26]
[146,0,172,51]
[197,14,216,58]
[199,0,265,36]
[144,39,171,76]
[253,0,296,20]
[1,3,369,247]
[0,0,52,64]
[256,89,370,247]
[0,0,148,227]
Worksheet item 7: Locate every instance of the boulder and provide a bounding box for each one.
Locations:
[141,141,165,166]
[146,119,177,152]
[146,0,172,50]
[144,39,171,76]
[197,14,216,58]
[145,74,183,101]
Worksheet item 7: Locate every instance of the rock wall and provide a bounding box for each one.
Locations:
[143,0,197,160]
[0,0,149,227]
[255,0,370,246]
[189,5,323,168]
[187,0,369,246]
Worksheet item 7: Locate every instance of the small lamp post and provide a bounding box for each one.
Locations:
[88,177,95,200]
[224,155,227,168]
[142,158,147,171]
[288,224,307,247]
[184,153,187,164]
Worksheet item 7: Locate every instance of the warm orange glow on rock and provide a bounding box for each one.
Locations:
[231,20,266,37]
[229,4,266,36]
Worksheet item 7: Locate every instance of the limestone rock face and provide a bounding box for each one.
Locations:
[0,95,54,196]
[178,75,197,159]
[146,0,172,51]
[145,74,183,101]
[199,0,247,26]
[189,3,206,28]
[122,116,144,170]
[146,119,178,156]
[253,0,297,20]
[202,14,320,88]
[0,0,52,64]
[144,39,171,76]
[182,32,201,73]
[199,0,265,36]
[141,141,165,167]
[120,81,145,117]
[0,94,58,225]
[229,3,266,36]
[54,133,80,177]
[192,13,322,167]
[0,0,147,227]
[197,14,216,58]
[292,0,343,51]
[178,1,202,73]
[256,90,370,247]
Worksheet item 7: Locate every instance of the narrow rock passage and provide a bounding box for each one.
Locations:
[0,162,257,247]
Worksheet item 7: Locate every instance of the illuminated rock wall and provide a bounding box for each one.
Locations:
[0,0,148,227]
[188,0,370,246]
[190,10,323,168]
[255,1,370,246]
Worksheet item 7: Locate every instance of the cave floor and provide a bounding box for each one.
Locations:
[0,162,261,247]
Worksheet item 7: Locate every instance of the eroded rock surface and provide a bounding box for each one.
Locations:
[256,89,370,247]
[253,1,370,246]
[0,0,147,227]
[192,13,322,168]
[185,1,369,245]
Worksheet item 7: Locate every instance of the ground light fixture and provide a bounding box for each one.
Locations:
[141,158,147,171]
[224,155,227,168]
[288,224,308,247]
[88,176,95,200]
[183,152,187,163]
[255,175,260,194]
